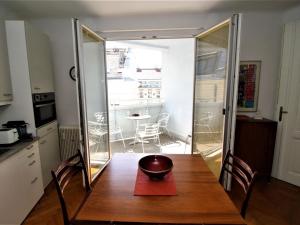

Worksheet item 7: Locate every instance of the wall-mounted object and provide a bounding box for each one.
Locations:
[69,66,76,81]
[237,60,261,112]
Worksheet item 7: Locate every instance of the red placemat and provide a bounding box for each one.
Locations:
[134,169,177,196]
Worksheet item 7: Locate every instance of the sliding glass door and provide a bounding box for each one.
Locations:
[192,15,241,178]
[72,19,110,183]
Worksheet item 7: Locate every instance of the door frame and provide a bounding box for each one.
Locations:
[273,21,300,184]
[72,19,111,184]
[191,14,241,186]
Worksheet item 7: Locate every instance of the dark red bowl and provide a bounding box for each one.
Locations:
[139,155,173,180]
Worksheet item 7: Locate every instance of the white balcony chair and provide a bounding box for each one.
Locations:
[134,123,161,153]
[88,121,108,153]
[194,112,218,143]
[157,113,170,137]
[94,112,126,149]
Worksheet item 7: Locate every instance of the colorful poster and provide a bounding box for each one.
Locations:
[237,61,261,112]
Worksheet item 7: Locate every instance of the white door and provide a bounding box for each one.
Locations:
[72,19,111,183]
[192,14,241,179]
[275,21,300,186]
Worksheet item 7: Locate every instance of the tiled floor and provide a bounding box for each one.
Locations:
[110,134,192,154]
[110,134,222,177]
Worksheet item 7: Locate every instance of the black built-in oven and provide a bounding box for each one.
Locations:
[33,93,57,128]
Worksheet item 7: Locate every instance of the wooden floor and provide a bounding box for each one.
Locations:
[23,174,300,225]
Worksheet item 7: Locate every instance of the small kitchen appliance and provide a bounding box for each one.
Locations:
[0,128,19,144]
[2,121,32,141]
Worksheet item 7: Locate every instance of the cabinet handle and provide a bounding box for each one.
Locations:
[26,145,34,150]
[47,127,53,132]
[34,87,41,90]
[3,93,12,97]
[28,160,36,166]
[27,152,35,158]
[31,177,38,184]
[40,140,47,145]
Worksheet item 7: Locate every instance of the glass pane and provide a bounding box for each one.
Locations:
[81,28,109,180]
[193,23,229,178]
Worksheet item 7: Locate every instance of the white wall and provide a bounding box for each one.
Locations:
[30,11,285,127]
[161,39,194,139]
[238,12,283,120]
[30,19,79,126]
[283,4,300,23]
[0,21,36,136]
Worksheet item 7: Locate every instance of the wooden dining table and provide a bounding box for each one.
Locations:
[74,153,245,225]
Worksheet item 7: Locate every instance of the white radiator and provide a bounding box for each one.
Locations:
[59,126,80,160]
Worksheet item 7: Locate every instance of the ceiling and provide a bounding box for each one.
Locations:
[2,0,300,19]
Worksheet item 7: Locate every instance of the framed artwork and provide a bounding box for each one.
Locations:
[237,61,261,112]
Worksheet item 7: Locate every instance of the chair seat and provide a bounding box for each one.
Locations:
[137,131,161,138]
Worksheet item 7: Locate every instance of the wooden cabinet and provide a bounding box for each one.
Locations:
[0,141,44,225]
[25,22,55,93]
[0,20,13,103]
[38,121,61,188]
[234,116,277,179]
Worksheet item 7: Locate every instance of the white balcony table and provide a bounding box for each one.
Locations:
[126,114,151,145]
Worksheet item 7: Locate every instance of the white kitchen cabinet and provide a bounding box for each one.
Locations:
[38,121,61,188]
[25,22,55,93]
[0,20,13,104]
[0,141,44,225]
[5,21,55,95]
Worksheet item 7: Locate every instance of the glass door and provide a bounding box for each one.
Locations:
[192,14,241,178]
[72,19,110,183]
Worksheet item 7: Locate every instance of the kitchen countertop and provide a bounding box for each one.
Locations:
[0,138,39,163]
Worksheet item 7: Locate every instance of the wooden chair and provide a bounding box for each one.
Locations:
[51,150,91,225]
[219,151,257,218]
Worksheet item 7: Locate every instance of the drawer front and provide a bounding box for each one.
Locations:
[0,140,43,225]
[37,121,57,138]
[22,142,44,215]
[23,142,39,162]
[23,142,42,181]
[0,93,13,101]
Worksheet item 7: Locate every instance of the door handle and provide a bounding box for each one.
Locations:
[222,108,226,115]
[279,106,288,122]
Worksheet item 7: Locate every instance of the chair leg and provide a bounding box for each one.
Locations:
[157,135,162,153]
[133,135,137,150]
[120,131,126,149]
[166,127,170,138]
[141,138,145,153]
[184,135,192,154]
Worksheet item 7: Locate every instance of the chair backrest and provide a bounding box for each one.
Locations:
[197,112,213,125]
[95,112,107,124]
[51,150,91,225]
[95,112,121,133]
[219,151,257,218]
[88,121,107,134]
[158,113,170,127]
[144,123,160,136]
